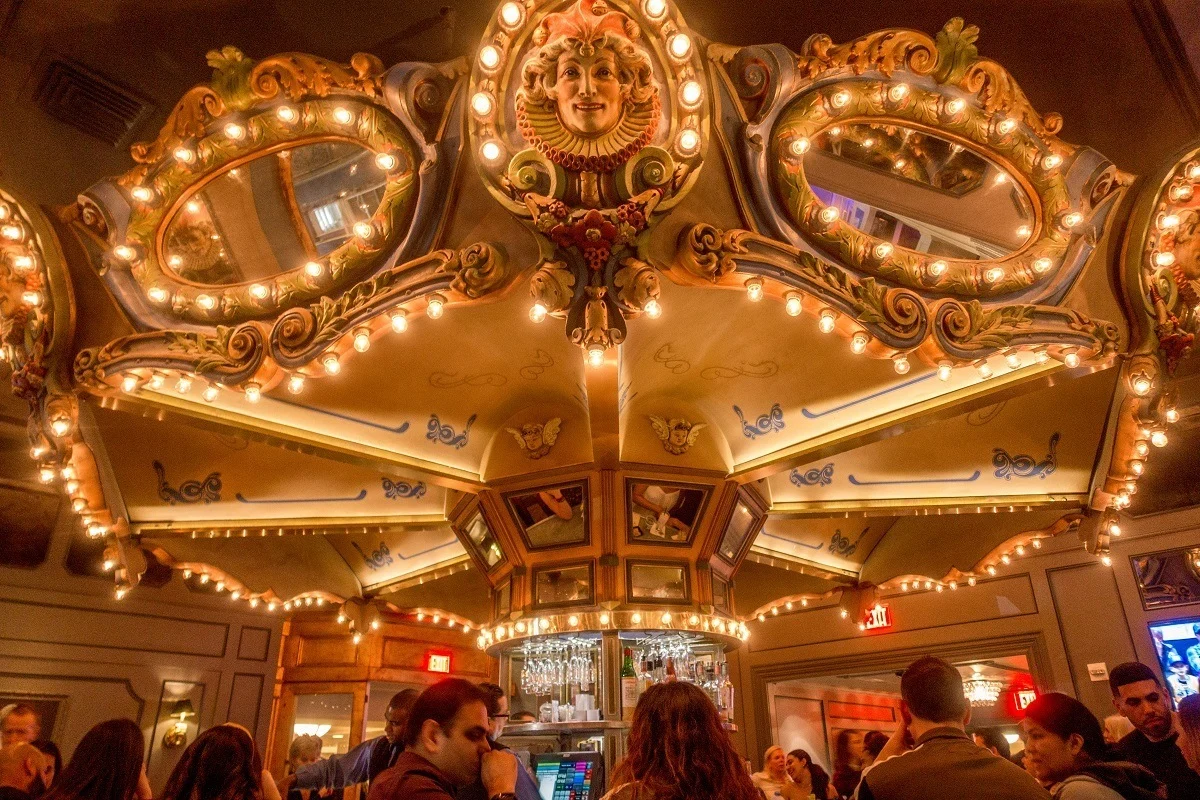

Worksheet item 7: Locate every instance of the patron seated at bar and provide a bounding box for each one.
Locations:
[1109,661,1200,800]
[855,656,1050,800]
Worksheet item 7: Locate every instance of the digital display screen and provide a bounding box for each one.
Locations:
[533,753,600,800]
[1149,617,1200,708]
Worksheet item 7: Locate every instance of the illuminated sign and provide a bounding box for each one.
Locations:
[427,652,452,673]
[861,604,893,631]
[1016,689,1038,710]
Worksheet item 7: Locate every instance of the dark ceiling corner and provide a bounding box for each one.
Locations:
[1129,0,1200,130]
[33,51,157,149]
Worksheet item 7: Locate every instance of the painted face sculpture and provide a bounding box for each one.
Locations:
[517,0,660,172]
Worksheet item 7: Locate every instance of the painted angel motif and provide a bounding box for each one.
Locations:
[506,418,562,459]
[648,415,706,455]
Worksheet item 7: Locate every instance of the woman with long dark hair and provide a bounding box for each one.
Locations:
[785,750,836,800]
[601,682,760,800]
[160,725,265,800]
[40,719,149,800]
[831,730,864,799]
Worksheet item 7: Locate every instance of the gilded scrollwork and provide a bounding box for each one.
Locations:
[529,260,575,314]
[73,324,268,391]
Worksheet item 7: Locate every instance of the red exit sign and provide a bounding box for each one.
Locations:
[427,652,452,673]
[861,604,893,631]
[1016,690,1038,710]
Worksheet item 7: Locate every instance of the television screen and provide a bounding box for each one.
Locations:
[1148,617,1200,708]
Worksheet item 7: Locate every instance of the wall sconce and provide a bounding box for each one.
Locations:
[162,699,195,748]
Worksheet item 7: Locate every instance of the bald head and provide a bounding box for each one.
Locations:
[0,743,45,793]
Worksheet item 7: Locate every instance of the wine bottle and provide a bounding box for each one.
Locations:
[620,648,638,722]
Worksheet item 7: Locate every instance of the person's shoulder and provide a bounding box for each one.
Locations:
[1053,776,1123,800]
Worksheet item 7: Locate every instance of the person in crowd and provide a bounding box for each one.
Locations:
[973,729,1013,761]
[752,745,802,800]
[1021,693,1161,799]
[1151,631,1180,672]
[1177,694,1200,773]
[282,689,419,798]
[855,656,1050,800]
[1165,659,1198,705]
[40,719,151,800]
[0,708,39,749]
[218,724,280,800]
[1103,717,1135,747]
[286,736,322,775]
[785,750,836,800]
[367,678,518,800]
[0,743,45,800]
[832,730,865,798]
[29,743,59,790]
[861,732,889,771]
[1109,661,1200,799]
[599,681,760,800]
[456,683,539,800]
[160,725,264,800]
[1186,626,1200,676]
[508,711,535,724]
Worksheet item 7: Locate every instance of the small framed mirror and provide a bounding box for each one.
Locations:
[626,480,709,546]
[505,481,589,550]
[627,560,691,604]
[532,562,594,609]
[462,510,504,571]
[716,496,762,567]
[712,573,730,612]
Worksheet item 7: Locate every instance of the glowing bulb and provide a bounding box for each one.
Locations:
[38,467,55,483]
[986,565,997,576]
[370,619,380,630]
[874,242,893,259]
[1160,214,1181,230]
[11,254,33,272]
[276,105,298,123]
[1017,225,1032,239]
[1063,348,1080,368]
[173,147,195,164]
[249,283,269,300]
[945,98,965,114]
[470,92,494,116]
[113,244,138,263]
[244,383,261,403]
[927,258,950,278]
[115,587,128,600]
[353,220,374,240]
[1062,212,1083,229]
[631,612,642,624]
[643,298,662,318]
[668,33,692,59]
[644,0,667,18]
[818,308,836,333]
[791,137,810,156]
[997,118,1016,134]
[976,360,993,379]
[202,384,220,402]
[819,206,840,225]
[840,609,849,619]
[681,80,703,107]
[830,90,850,108]
[147,286,168,303]
[1109,522,1122,537]
[599,613,610,625]
[480,140,503,163]
[387,309,408,333]
[1034,348,1050,364]
[148,373,165,390]
[1033,257,1053,273]
[21,290,41,306]
[322,353,341,375]
[353,327,371,352]
[353,632,363,645]
[937,361,953,381]
[677,128,700,154]
[888,84,909,102]
[587,345,605,368]
[529,303,548,323]
[426,294,445,319]
[850,331,869,354]
[1188,164,1200,180]
[1131,374,1153,395]
[758,614,766,622]
[499,2,523,26]
[333,107,354,125]
[303,261,324,278]
[1005,350,1022,370]
[0,223,21,241]
[287,374,305,394]
[662,612,672,624]
[1101,554,1112,567]
[374,152,398,171]
[1134,441,1150,457]
[893,354,910,374]
[1166,407,1180,423]
[1001,554,1011,565]
[196,294,216,310]
[121,374,138,393]
[1042,153,1062,170]
[985,267,1004,283]
[1151,430,1168,448]
[784,292,802,316]
[745,277,764,301]
[689,614,700,624]
[224,122,246,140]
[479,45,501,70]
[1154,251,1176,267]
[168,254,183,268]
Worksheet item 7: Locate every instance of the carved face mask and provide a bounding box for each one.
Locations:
[552,50,624,136]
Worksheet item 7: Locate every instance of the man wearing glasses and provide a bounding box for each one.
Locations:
[459,683,540,800]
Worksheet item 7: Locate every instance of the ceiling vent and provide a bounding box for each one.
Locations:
[35,57,155,148]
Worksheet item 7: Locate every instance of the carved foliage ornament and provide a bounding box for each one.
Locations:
[102,47,421,324]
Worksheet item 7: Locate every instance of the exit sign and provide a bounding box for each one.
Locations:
[862,604,893,631]
[427,652,451,673]
[1016,690,1038,710]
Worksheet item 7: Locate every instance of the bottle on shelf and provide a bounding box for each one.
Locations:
[621,648,638,722]
[665,656,677,682]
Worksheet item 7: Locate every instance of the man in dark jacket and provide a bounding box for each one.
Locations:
[282,689,419,799]
[1110,661,1200,800]
[855,656,1050,800]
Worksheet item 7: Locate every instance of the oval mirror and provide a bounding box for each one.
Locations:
[804,123,1034,260]
[161,141,392,285]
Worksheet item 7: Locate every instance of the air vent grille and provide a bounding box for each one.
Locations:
[35,58,154,148]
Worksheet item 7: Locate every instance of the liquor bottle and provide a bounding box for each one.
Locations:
[665,656,677,682]
[719,661,735,723]
[621,648,638,722]
[638,657,653,696]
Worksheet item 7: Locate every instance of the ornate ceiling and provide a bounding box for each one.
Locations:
[1,0,1198,642]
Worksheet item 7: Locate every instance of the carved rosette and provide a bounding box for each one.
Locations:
[675,223,1119,362]
[101,47,420,324]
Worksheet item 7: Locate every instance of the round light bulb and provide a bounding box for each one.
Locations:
[1042,153,1062,170]
[499,1,523,27]
[480,140,503,163]
[0,223,21,241]
[21,290,40,306]
[668,33,692,59]
[1154,251,1176,267]
[643,298,662,318]
[1063,349,1080,368]
[173,147,195,164]
[830,90,850,108]
[631,612,642,624]
[1166,407,1180,423]
[976,360,993,379]
[1131,374,1153,395]
[148,373,165,390]
[1188,163,1200,181]
[1160,214,1181,230]
[791,137,810,156]
[389,309,408,332]
[587,345,605,368]
[1130,460,1145,476]
[599,613,610,625]
[529,303,548,323]
[893,354,910,374]
[121,374,138,393]
[676,128,700,154]
[1151,430,1168,448]
[130,186,154,203]
[322,354,341,375]
[196,294,216,310]
[888,84,909,102]
[304,261,323,278]
[113,244,136,262]
[873,242,893,259]
[997,118,1016,134]
[1033,257,1053,273]
[11,254,34,272]
[928,260,947,277]
[224,122,246,140]
[470,92,494,116]
[353,220,374,240]
[333,107,353,125]
[353,328,371,352]
[661,612,672,625]
[818,308,836,333]
[784,292,802,317]
[985,267,1004,283]
[287,374,305,394]
[819,206,840,225]
[202,384,220,403]
[745,277,764,301]
[1005,350,1022,370]
[937,361,953,381]
[644,0,667,18]
[276,105,298,123]
[147,286,169,303]
[374,152,398,171]
[479,45,501,70]
[945,98,965,114]
[249,283,269,300]
[1062,212,1083,229]
[850,331,869,354]
[50,417,71,436]
[426,295,445,319]
[680,80,702,107]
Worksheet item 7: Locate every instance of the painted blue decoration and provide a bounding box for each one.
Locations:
[734,403,785,439]
[801,373,935,419]
[235,489,368,504]
[790,463,834,487]
[381,477,427,499]
[994,432,1060,480]
[154,461,221,504]
[758,529,823,550]
[426,413,476,449]
[829,527,870,557]
[847,470,981,486]
[272,397,410,434]
[353,542,393,569]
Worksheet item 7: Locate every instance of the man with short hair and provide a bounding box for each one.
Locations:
[367,678,518,800]
[457,683,540,800]
[1110,661,1200,800]
[855,656,1049,800]
[0,743,46,800]
[0,708,39,748]
[282,689,419,799]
